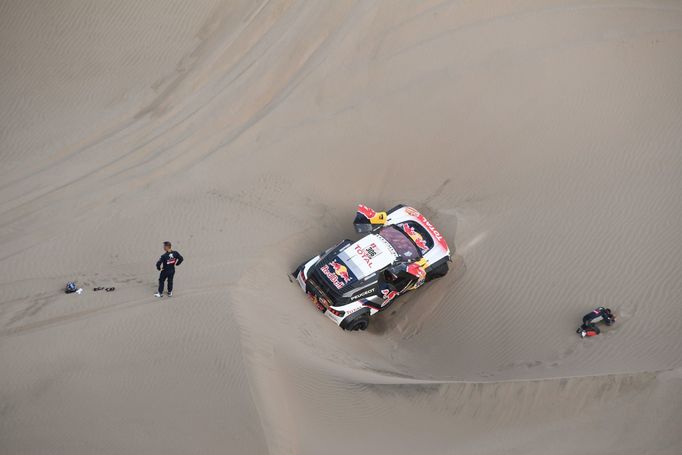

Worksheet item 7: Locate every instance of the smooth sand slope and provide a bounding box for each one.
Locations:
[1,1,682,454]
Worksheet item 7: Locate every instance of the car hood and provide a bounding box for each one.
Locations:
[315,234,397,292]
[341,234,397,276]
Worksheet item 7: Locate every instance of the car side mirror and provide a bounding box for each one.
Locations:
[353,204,387,233]
[387,263,407,276]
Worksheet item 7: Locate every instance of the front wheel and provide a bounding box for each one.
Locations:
[425,262,449,282]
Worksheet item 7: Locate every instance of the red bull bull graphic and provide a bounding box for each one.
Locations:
[357,204,377,220]
[322,259,353,289]
[406,262,426,278]
[406,262,427,289]
[403,207,448,251]
[401,223,429,252]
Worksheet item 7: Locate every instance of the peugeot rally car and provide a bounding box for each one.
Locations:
[292,204,451,331]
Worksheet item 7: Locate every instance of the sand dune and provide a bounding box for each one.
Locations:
[2,1,682,454]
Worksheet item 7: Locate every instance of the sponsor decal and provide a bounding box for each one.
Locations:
[404,207,448,250]
[381,288,399,303]
[365,243,381,258]
[351,287,377,301]
[401,223,429,253]
[345,306,361,315]
[322,259,352,289]
[357,204,376,220]
[405,207,420,217]
[374,234,398,257]
[406,262,427,279]
[406,262,427,289]
[354,242,381,267]
[420,217,444,243]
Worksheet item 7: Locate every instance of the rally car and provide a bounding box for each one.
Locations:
[292,204,451,331]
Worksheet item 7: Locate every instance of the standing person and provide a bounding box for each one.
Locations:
[155,241,184,297]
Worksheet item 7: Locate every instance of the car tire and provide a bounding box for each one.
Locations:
[340,310,370,331]
[426,262,449,282]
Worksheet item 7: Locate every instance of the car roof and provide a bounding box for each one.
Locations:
[385,206,450,263]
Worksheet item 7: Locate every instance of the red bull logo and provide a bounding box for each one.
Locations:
[406,262,426,278]
[406,262,427,289]
[402,223,429,252]
[332,261,351,283]
[322,259,352,289]
[357,204,377,220]
[404,207,448,251]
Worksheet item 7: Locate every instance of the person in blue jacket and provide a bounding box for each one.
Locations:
[155,241,183,297]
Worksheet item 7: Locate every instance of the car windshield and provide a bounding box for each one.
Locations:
[377,226,420,261]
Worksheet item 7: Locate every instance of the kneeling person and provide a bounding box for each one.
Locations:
[578,306,615,338]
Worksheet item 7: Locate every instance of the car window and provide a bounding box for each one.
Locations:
[377,226,420,261]
[396,221,433,254]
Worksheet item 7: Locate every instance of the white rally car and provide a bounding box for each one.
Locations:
[292,204,451,331]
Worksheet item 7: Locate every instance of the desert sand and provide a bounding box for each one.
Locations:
[1,1,682,454]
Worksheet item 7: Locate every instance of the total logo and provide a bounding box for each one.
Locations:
[421,218,444,243]
[355,242,381,267]
[322,259,352,289]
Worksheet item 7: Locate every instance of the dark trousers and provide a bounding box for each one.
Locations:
[158,269,175,293]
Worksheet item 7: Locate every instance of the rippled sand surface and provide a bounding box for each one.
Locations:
[1,1,682,454]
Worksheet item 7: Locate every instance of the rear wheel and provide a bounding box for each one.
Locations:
[341,311,370,331]
[426,262,449,282]
[347,317,368,331]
